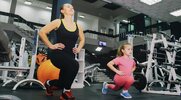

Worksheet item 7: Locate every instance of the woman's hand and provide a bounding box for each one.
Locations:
[49,43,65,50]
[116,70,124,76]
[72,47,81,54]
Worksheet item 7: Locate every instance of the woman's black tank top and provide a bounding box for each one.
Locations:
[55,19,79,56]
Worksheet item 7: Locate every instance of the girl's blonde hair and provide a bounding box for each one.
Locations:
[117,43,132,56]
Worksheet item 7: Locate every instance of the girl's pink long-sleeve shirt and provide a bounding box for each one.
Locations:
[113,56,136,76]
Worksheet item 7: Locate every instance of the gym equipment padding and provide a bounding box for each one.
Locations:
[0,28,11,62]
[37,59,60,84]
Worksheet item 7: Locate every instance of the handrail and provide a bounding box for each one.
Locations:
[83,30,149,40]
[85,66,106,82]
[0,11,44,30]
[84,30,120,38]
[0,11,138,39]
[84,63,106,83]
[0,11,129,39]
[84,63,100,70]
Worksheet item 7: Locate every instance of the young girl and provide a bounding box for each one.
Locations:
[102,43,136,99]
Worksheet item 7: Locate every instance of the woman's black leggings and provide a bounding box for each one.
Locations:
[48,50,79,89]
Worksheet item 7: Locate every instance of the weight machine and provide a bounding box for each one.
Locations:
[142,32,181,95]
[127,33,181,95]
[0,29,45,90]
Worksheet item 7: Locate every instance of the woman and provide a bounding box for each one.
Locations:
[39,3,85,100]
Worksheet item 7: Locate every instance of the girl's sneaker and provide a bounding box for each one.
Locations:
[120,92,132,99]
[102,82,108,94]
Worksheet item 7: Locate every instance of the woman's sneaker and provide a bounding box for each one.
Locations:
[120,92,132,99]
[102,82,108,94]
[44,81,53,96]
[60,91,75,100]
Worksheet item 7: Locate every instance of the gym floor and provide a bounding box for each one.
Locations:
[0,83,181,100]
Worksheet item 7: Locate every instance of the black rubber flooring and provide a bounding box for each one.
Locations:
[0,83,181,100]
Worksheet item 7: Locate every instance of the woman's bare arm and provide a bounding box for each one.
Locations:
[39,19,61,49]
[73,24,85,53]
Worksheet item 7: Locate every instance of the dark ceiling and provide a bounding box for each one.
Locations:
[38,0,181,22]
[32,0,181,55]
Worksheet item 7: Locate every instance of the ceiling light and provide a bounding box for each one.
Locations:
[92,53,95,55]
[95,47,102,52]
[122,20,129,23]
[46,6,52,10]
[139,31,143,34]
[79,15,85,18]
[102,0,112,4]
[140,0,162,5]
[24,1,32,5]
[170,9,181,17]
[158,20,162,23]
[129,8,140,14]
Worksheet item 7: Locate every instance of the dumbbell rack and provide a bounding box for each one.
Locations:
[142,33,181,95]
